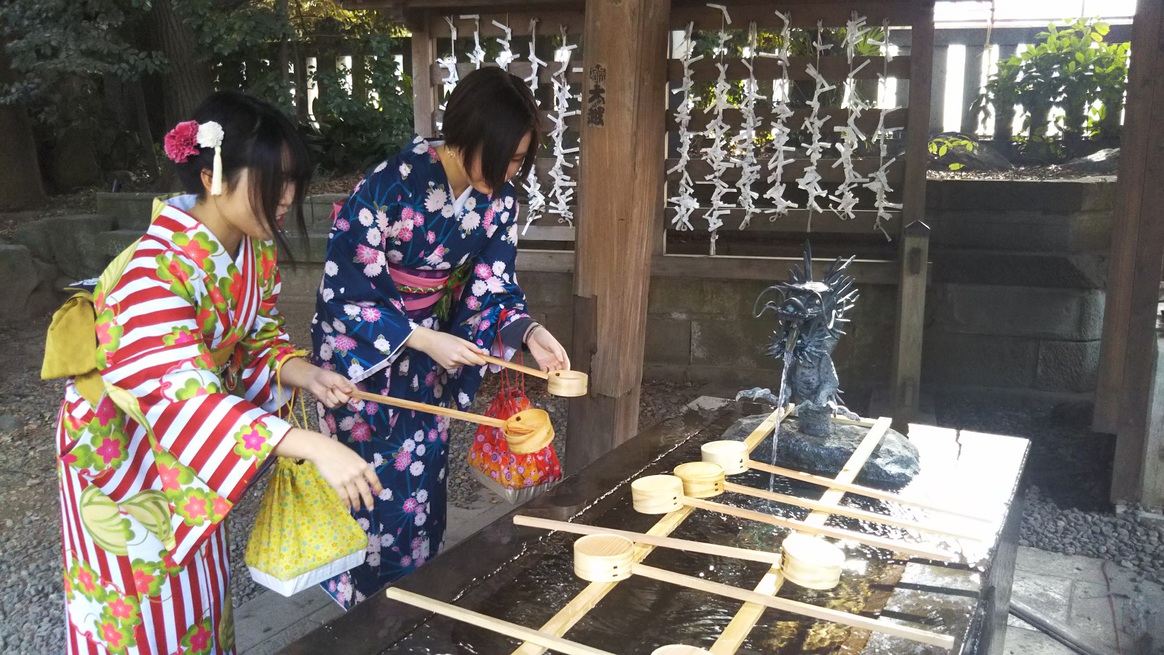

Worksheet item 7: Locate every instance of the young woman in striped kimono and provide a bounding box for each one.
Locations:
[52,91,380,655]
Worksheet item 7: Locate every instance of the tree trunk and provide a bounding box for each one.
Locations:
[151,0,214,126]
[0,40,45,210]
[276,0,291,92]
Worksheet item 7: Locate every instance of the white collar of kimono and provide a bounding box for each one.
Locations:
[429,139,480,215]
[155,194,251,269]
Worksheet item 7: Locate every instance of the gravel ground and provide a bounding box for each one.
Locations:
[3,312,1163,653]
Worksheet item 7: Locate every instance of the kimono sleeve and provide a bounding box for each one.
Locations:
[89,250,293,565]
[314,182,415,384]
[235,240,300,412]
[446,196,531,408]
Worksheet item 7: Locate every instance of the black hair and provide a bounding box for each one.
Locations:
[442,67,541,194]
[171,90,312,260]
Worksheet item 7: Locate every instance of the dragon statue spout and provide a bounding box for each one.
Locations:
[738,243,859,437]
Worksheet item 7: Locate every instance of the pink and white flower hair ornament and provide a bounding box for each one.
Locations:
[163,119,226,196]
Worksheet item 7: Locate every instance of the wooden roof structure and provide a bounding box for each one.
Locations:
[349,0,939,478]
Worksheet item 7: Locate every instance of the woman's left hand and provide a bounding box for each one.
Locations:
[308,368,357,408]
[527,326,570,372]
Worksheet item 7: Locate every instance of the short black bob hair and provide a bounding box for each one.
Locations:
[442,67,541,194]
[171,90,312,259]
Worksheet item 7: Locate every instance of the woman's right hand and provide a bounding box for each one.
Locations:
[275,428,382,511]
[407,326,488,370]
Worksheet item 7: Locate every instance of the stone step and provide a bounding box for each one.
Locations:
[931,210,1112,253]
[94,192,347,232]
[931,249,1108,289]
[0,244,59,323]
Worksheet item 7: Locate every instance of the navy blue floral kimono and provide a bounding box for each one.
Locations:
[311,137,531,608]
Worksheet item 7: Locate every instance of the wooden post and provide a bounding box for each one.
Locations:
[991,45,1017,144]
[892,1,935,429]
[1094,1,1160,436]
[409,14,437,137]
[961,44,985,135]
[928,43,947,135]
[566,0,671,474]
[1098,0,1164,506]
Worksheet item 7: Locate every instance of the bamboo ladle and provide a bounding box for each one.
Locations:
[480,355,589,397]
[385,588,613,655]
[572,534,955,649]
[512,515,783,566]
[700,440,995,522]
[672,461,984,541]
[630,474,956,562]
[351,390,553,454]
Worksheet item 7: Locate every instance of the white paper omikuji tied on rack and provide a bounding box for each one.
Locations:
[699,4,734,244]
[762,11,799,219]
[462,14,486,69]
[667,22,701,232]
[797,23,836,226]
[492,20,516,70]
[734,22,764,230]
[829,13,871,221]
[547,26,578,226]
[521,19,548,235]
[830,63,871,220]
[865,19,902,239]
[436,17,460,112]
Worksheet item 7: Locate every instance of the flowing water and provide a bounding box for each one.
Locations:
[382,430,968,654]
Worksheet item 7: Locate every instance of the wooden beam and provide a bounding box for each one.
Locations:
[664,56,912,83]
[427,10,587,38]
[567,0,672,474]
[892,221,930,430]
[893,1,934,428]
[664,209,903,235]
[1107,0,1164,506]
[517,250,910,286]
[928,43,947,135]
[991,45,1018,143]
[665,156,906,186]
[961,44,985,135]
[651,254,905,285]
[671,106,908,134]
[671,2,917,30]
[410,16,436,136]
[1094,0,1163,436]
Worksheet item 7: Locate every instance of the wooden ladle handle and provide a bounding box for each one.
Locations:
[480,354,549,380]
[350,390,506,430]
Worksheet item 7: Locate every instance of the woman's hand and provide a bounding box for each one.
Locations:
[274,428,383,512]
[526,326,570,372]
[307,368,356,409]
[407,326,488,370]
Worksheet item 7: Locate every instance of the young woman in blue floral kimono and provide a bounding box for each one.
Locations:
[312,67,570,607]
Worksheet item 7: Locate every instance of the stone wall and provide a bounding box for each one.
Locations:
[4,178,1115,400]
[924,179,1114,396]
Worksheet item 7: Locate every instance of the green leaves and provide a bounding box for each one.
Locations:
[976,17,1128,158]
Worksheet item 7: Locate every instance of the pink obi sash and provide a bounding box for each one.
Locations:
[388,265,446,313]
[387,264,469,320]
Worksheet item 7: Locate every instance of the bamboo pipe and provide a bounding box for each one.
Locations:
[700,440,995,523]
[671,461,984,541]
[512,515,782,566]
[480,355,589,397]
[571,535,955,650]
[630,475,957,562]
[351,390,553,454]
[385,588,614,655]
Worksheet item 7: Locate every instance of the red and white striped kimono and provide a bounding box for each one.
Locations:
[55,195,299,654]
